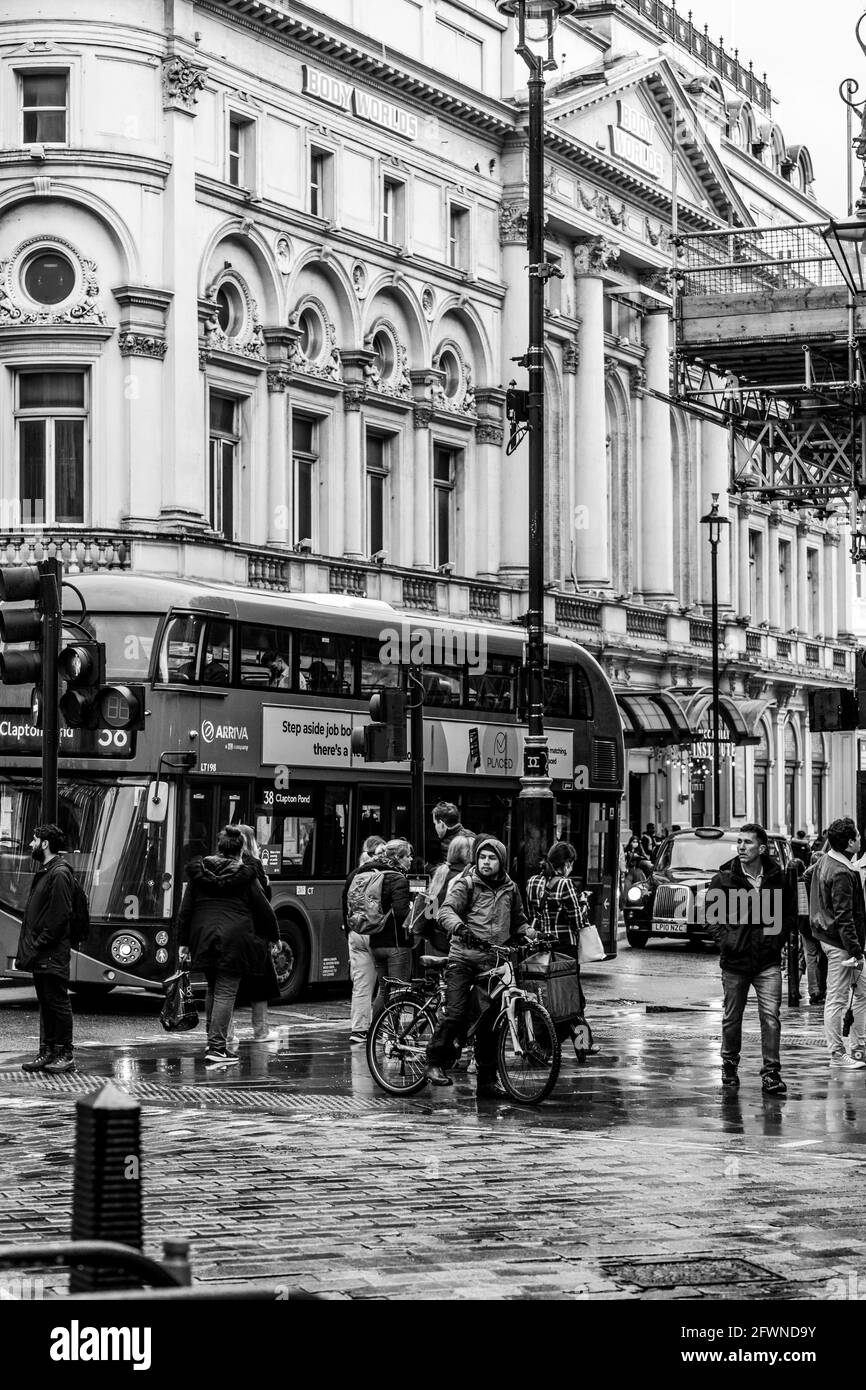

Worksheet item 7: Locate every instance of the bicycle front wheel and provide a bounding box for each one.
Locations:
[496,998,561,1104]
[366,999,435,1096]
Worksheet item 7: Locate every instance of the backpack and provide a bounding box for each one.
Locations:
[67,872,90,947]
[346,868,392,936]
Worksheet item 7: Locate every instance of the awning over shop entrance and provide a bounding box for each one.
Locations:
[616,692,693,749]
[687,695,764,747]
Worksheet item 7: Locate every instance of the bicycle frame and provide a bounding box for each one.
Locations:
[471,950,535,1059]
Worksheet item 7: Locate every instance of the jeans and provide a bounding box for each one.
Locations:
[427,955,497,1078]
[371,946,413,1019]
[348,932,377,1033]
[34,972,73,1053]
[820,943,866,1057]
[801,932,828,1000]
[206,972,241,1052]
[721,966,782,1076]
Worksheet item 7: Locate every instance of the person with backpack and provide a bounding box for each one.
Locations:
[410,834,475,961]
[426,836,534,1097]
[16,824,80,1074]
[343,838,412,1044]
[177,825,279,1064]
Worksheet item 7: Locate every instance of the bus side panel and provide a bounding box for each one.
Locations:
[270,880,349,986]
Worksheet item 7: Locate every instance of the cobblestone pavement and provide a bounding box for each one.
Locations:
[2,948,866,1302]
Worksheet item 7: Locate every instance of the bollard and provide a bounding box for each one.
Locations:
[161,1239,192,1286]
[70,1081,142,1293]
[787,918,801,1008]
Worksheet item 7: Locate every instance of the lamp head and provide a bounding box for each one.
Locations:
[821,217,866,295]
[700,492,730,546]
[495,0,578,68]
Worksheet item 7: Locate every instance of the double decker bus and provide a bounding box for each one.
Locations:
[0,574,624,1002]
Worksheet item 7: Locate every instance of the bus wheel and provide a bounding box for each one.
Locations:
[625,929,650,949]
[69,983,115,1005]
[275,919,309,1004]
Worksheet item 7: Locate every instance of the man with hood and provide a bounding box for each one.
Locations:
[706,823,795,1095]
[426,835,533,1097]
[177,825,279,1063]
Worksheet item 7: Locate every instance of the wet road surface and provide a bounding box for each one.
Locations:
[1,943,865,1300]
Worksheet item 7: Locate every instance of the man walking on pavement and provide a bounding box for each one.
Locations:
[706,823,795,1095]
[15,825,77,1074]
[809,816,866,1072]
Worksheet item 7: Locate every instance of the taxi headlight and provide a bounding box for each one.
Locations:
[626,885,647,904]
[109,933,143,966]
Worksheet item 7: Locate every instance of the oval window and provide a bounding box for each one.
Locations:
[216,283,244,336]
[439,349,461,399]
[23,250,75,305]
[299,307,324,361]
[373,330,395,381]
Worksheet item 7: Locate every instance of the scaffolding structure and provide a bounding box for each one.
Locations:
[671,222,866,519]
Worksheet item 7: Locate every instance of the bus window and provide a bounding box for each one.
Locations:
[360,637,400,696]
[544,664,571,718]
[296,632,356,696]
[468,655,517,713]
[572,667,593,720]
[201,620,232,686]
[91,613,160,680]
[256,783,348,879]
[158,614,205,684]
[422,665,464,707]
[240,624,292,690]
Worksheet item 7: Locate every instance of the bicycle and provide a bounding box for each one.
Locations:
[366,937,561,1104]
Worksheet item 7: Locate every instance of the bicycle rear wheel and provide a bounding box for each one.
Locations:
[496,998,561,1104]
[366,999,435,1096]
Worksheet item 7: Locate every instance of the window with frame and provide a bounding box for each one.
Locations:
[201,619,232,686]
[433,445,458,568]
[366,432,391,557]
[448,205,469,270]
[748,529,763,621]
[382,177,405,245]
[158,614,205,684]
[15,371,87,525]
[310,147,332,218]
[292,414,318,548]
[255,781,348,880]
[360,636,400,696]
[209,392,239,540]
[240,623,293,690]
[295,631,356,696]
[779,539,793,629]
[807,548,820,634]
[21,71,68,144]
[228,114,254,189]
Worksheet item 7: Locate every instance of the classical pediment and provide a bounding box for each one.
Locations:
[543,56,751,228]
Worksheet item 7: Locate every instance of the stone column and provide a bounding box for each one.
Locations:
[738,506,751,618]
[340,350,376,561]
[409,368,445,571]
[797,521,809,632]
[774,704,787,834]
[573,237,618,585]
[498,202,530,577]
[263,327,302,547]
[838,529,855,636]
[114,287,172,526]
[824,533,839,639]
[474,387,506,579]
[160,54,209,528]
[767,511,781,629]
[640,309,675,598]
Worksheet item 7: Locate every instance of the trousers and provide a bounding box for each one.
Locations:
[427,955,497,1078]
[720,965,782,1076]
[34,972,73,1053]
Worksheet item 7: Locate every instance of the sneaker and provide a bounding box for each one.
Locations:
[251,1029,281,1043]
[832,1053,866,1071]
[809,994,826,1005]
[21,1051,54,1073]
[761,1074,787,1094]
[225,1039,240,1056]
[476,1079,508,1099]
[427,1065,453,1087]
[42,1048,75,1074]
[349,1031,367,1045]
[205,1048,239,1065]
[722,1062,740,1088]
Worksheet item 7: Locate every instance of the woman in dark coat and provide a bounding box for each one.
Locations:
[236,823,281,1041]
[177,825,278,1063]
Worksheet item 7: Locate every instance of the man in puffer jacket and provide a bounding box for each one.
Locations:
[426,836,533,1097]
[177,826,278,1063]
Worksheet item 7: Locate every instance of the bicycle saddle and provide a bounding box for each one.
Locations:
[420,955,448,968]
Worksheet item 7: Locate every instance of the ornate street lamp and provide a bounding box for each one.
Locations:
[700,495,730,825]
[821,218,866,295]
[496,0,577,879]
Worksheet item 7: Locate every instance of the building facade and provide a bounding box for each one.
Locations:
[0,0,855,834]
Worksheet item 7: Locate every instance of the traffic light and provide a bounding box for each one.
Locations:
[58,638,105,728]
[96,683,146,733]
[0,564,46,684]
[810,688,859,733]
[351,688,408,762]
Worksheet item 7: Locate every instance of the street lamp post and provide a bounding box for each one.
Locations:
[496,0,576,880]
[700,494,730,824]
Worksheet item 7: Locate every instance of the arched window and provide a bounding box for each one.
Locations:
[754,723,771,828]
[810,732,826,833]
[783,721,799,833]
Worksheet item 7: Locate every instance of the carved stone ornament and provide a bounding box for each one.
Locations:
[275,236,293,274]
[363,319,412,400]
[628,365,647,396]
[604,357,620,381]
[597,193,627,228]
[352,261,368,298]
[499,201,529,245]
[267,366,291,393]
[0,236,106,326]
[202,272,266,363]
[573,238,620,275]
[475,423,503,446]
[162,55,207,111]
[343,385,366,412]
[563,342,580,374]
[421,285,435,320]
[432,340,477,416]
[413,403,434,430]
[288,296,342,381]
[641,267,676,297]
[118,332,167,360]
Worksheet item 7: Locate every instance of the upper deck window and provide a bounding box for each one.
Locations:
[296,631,356,696]
[156,614,232,686]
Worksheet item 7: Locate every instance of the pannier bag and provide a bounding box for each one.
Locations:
[519,950,582,1024]
[159,970,200,1032]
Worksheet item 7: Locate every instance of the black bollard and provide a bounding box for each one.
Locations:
[70,1081,142,1292]
[787,919,801,1008]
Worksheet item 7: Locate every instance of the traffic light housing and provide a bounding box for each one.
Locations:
[58,638,105,728]
[351,687,408,762]
[0,563,45,684]
[96,683,146,733]
[810,687,859,733]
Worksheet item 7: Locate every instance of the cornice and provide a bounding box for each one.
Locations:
[0,149,170,187]
[198,0,514,142]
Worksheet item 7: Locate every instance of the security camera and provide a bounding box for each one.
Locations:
[28,143,45,161]
[293,537,313,554]
[437,561,454,576]
[372,549,387,566]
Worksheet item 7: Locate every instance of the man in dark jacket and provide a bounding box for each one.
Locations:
[426,836,533,1097]
[16,824,76,1074]
[706,823,795,1095]
[343,839,412,1043]
[177,826,278,1063]
[809,816,866,1070]
[431,801,471,864]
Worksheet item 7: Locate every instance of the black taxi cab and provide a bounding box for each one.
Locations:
[623,826,794,949]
